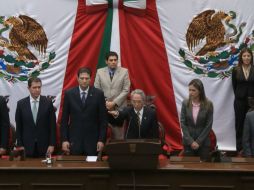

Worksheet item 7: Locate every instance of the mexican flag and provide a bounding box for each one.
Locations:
[1,0,254,150]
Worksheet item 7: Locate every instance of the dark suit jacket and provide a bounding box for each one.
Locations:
[232,65,254,99]
[15,96,56,157]
[61,86,107,155]
[180,99,213,147]
[243,111,254,156]
[0,96,10,149]
[110,106,159,139]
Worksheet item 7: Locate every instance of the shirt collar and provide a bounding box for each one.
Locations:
[192,101,200,107]
[242,64,251,70]
[30,95,40,103]
[134,107,144,116]
[108,67,117,73]
[79,86,89,95]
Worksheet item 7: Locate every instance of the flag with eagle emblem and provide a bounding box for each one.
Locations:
[1,0,254,151]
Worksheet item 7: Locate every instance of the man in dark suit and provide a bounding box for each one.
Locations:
[0,96,10,155]
[15,77,56,157]
[108,89,159,139]
[243,97,254,157]
[61,67,107,155]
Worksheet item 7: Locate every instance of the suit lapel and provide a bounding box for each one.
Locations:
[25,97,36,125]
[82,86,93,110]
[237,67,245,81]
[141,106,147,128]
[74,87,83,109]
[240,66,253,81]
[35,96,43,124]
[111,67,120,84]
[36,96,44,124]
[130,108,138,126]
[248,65,254,81]
[187,104,196,127]
[103,67,112,84]
[195,106,203,127]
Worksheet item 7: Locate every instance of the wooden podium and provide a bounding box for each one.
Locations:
[104,139,162,170]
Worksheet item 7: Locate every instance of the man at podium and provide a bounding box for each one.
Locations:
[108,89,159,139]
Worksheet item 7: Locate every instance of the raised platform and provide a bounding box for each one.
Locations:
[0,156,254,190]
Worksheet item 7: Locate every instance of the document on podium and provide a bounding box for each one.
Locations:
[86,156,97,162]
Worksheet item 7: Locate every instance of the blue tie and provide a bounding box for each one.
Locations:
[109,71,114,80]
[81,92,86,105]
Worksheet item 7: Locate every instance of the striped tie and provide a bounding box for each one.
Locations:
[137,111,141,127]
[137,111,141,137]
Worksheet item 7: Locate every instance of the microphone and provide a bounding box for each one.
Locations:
[125,116,132,139]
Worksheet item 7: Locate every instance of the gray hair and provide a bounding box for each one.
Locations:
[131,89,146,102]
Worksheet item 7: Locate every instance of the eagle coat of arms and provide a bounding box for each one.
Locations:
[0,15,55,82]
[179,10,254,79]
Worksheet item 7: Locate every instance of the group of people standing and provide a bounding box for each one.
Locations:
[180,48,254,160]
[0,49,254,159]
[0,51,159,157]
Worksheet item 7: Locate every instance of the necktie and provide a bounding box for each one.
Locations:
[109,71,114,80]
[81,92,86,105]
[137,111,141,138]
[137,111,141,127]
[32,100,38,123]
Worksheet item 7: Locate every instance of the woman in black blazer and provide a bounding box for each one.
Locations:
[232,48,254,154]
[180,79,213,161]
